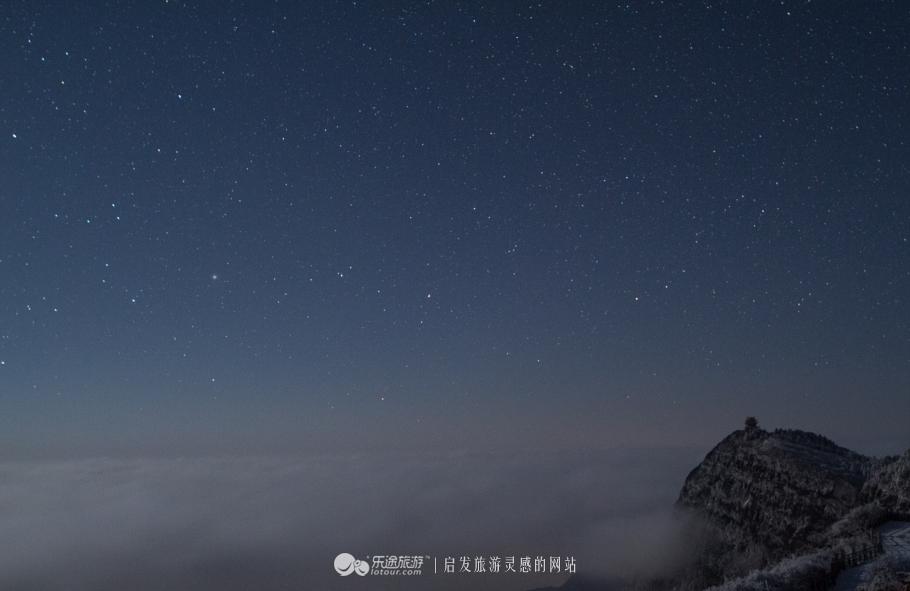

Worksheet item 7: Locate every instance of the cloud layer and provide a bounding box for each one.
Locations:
[0,448,698,590]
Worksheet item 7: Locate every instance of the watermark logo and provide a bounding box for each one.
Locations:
[334,553,370,576]
[371,555,425,576]
[334,552,575,578]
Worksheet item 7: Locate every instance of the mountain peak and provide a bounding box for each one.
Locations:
[671,426,905,588]
[545,427,908,591]
[677,427,871,551]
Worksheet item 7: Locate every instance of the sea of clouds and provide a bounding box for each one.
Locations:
[0,447,700,590]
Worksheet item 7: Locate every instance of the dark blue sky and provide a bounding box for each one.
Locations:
[1,1,908,457]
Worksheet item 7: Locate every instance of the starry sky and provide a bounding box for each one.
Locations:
[1,1,909,459]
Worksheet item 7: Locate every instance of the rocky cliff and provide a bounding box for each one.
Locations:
[673,426,878,586]
[539,424,908,591]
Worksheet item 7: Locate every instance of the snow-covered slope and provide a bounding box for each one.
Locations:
[674,427,875,584]
[539,426,908,591]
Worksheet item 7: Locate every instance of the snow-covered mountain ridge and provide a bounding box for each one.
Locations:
[536,424,910,590]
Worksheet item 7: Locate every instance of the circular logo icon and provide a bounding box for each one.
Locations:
[334,553,370,576]
[354,560,370,576]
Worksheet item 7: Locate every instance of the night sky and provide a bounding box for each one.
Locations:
[2,1,909,459]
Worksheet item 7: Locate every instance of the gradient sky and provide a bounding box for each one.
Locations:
[1,1,908,459]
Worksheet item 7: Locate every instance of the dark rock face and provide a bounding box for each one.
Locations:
[672,428,910,589]
[676,427,873,569]
[544,427,908,591]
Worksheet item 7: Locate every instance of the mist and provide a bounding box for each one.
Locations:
[0,447,700,590]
